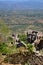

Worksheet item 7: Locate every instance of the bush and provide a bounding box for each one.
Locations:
[0,42,17,54]
[0,43,8,54]
[27,44,34,52]
[18,34,27,43]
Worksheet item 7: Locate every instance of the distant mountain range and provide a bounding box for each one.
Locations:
[0,0,43,10]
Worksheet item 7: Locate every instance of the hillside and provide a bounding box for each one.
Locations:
[0,10,43,33]
[0,18,10,35]
[0,1,43,65]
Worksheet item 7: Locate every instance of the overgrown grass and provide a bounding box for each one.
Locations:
[27,44,34,52]
[0,43,17,54]
[18,34,27,43]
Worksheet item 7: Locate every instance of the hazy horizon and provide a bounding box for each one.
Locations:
[0,0,43,10]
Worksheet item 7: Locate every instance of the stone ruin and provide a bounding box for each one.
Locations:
[27,31,43,51]
[11,31,43,51]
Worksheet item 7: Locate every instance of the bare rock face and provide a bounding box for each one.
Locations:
[37,40,43,50]
[34,39,43,51]
[4,52,43,65]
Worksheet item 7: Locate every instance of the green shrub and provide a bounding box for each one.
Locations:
[0,42,17,54]
[27,44,34,52]
[18,34,27,43]
[0,43,8,54]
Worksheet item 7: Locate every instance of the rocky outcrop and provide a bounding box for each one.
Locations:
[4,52,43,65]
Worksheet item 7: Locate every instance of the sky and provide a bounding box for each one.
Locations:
[0,0,42,1]
[0,0,43,3]
[0,0,43,10]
